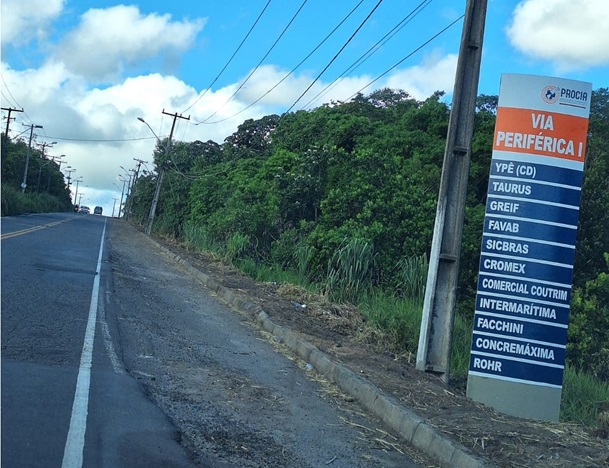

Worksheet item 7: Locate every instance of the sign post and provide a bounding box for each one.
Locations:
[466,74,592,421]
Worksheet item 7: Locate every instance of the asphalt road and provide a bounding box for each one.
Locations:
[2,213,422,467]
[1,213,194,467]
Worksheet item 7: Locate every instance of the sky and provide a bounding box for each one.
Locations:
[2,0,608,216]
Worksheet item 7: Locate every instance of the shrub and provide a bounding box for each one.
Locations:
[323,237,377,303]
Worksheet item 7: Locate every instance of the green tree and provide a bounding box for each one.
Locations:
[1,133,72,215]
[568,253,609,380]
[574,88,609,288]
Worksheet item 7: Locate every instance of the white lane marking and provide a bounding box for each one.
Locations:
[62,219,107,468]
[100,291,124,374]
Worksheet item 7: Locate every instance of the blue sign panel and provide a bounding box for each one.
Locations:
[471,152,582,387]
[481,235,576,265]
[483,217,578,246]
[475,294,570,327]
[490,160,584,187]
[469,353,564,386]
[467,74,592,421]
[473,312,567,343]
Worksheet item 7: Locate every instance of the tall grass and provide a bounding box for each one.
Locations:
[239,257,308,287]
[179,224,608,431]
[324,237,376,303]
[225,232,249,263]
[449,313,474,390]
[183,222,223,255]
[359,293,422,354]
[561,364,609,428]
[394,253,428,303]
[1,185,71,216]
[294,241,314,285]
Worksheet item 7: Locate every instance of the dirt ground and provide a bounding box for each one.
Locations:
[150,232,609,468]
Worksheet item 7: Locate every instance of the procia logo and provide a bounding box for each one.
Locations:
[541,84,589,108]
[541,85,559,104]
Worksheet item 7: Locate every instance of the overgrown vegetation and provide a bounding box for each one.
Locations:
[1,135,73,215]
[127,88,609,430]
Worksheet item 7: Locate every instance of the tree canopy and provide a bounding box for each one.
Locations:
[128,87,609,379]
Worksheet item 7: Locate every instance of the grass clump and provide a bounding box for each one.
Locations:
[183,222,223,255]
[178,231,609,432]
[561,364,609,430]
[323,237,376,304]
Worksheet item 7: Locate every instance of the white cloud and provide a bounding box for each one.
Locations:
[221,52,458,115]
[506,0,609,70]
[1,0,64,46]
[53,5,206,82]
[384,52,458,99]
[1,2,467,217]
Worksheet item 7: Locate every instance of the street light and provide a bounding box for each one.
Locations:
[73,177,84,205]
[45,155,66,193]
[137,117,160,141]
[36,141,58,192]
[117,176,128,218]
[39,141,57,158]
[53,154,66,171]
[137,116,170,235]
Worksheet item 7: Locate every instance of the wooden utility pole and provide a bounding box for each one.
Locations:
[145,110,189,235]
[2,107,23,160]
[416,0,488,383]
[2,106,23,138]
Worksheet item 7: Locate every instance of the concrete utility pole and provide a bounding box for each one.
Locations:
[120,165,134,217]
[145,110,189,235]
[117,176,128,217]
[46,155,66,193]
[125,157,147,221]
[73,177,83,205]
[65,168,76,195]
[21,124,43,192]
[36,141,56,193]
[416,0,488,383]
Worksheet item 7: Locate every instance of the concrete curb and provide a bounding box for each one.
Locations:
[154,242,489,468]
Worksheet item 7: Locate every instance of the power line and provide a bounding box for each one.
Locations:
[1,73,37,126]
[345,14,464,102]
[11,127,32,140]
[181,0,273,114]
[0,74,22,110]
[196,0,309,124]
[1,91,18,109]
[284,0,384,114]
[194,0,365,125]
[191,1,453,120]
[2,106,24,138]
[301,0,433,110]
[43,135,160,143]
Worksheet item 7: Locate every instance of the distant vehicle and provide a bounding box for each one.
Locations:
[94,206,103,215]
[78,206,90,214]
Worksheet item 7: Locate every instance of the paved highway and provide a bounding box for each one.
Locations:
[2,213,422,467]
[1,213,194,467]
